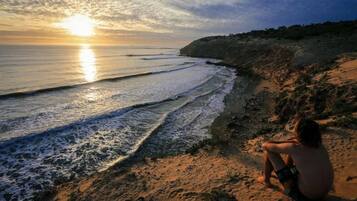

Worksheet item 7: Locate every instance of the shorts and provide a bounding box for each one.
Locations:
[276,166,313,201]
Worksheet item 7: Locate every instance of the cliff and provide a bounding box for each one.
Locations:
[181,20,357,125]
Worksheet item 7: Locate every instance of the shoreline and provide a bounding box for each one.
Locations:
[32,62,237,200]
[33,65,247,198]
[37,70,281,200]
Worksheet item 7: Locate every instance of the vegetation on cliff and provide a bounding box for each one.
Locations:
[199,20,357,41]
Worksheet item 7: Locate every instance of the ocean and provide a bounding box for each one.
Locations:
[0,45,235,200]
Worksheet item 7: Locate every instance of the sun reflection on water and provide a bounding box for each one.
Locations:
[85,87,100,102]
[79,45,97,82]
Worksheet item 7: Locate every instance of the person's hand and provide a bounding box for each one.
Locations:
[262,142,269,150]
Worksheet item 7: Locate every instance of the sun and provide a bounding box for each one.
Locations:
[59,14,94,37]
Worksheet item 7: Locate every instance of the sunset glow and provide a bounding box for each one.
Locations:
[58,15,94,37]
[0,1,356,46]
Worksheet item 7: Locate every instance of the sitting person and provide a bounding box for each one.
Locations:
[258,118,334,201]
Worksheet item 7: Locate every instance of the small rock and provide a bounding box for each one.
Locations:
[346,176,354,181]
[3,193,12,201]
[137,197,145,201]
[227,122,237,129]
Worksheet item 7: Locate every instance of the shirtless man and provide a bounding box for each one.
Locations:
[258,118,334,201]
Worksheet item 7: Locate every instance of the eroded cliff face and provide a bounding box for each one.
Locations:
[180,25,357,125]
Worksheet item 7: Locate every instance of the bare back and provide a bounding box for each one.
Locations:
[290,144,334,199]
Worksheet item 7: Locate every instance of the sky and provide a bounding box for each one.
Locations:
[0,0,357,47]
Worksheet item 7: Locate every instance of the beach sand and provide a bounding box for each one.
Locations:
[44,58,357,200]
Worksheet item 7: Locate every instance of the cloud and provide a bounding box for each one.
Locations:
[0,0,357,45]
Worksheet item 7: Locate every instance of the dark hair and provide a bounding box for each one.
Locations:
[295,118,321,148]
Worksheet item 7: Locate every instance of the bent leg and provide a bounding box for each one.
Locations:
[266,151,286,171]
[263,151,274,182]
[259,151,286,186]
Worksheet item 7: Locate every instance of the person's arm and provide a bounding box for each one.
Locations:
[266,140,296,144]
[265,136,298,144]
[262,141,297,154]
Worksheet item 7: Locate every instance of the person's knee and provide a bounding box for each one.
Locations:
[266,151,280,159]
[266,151,285,170]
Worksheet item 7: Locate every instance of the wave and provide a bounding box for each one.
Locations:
[0,104,143,148]
[125,53,175,57]
[141,56,183,61]
[127,47,177,50]
[0,80,225,197]
[0,54,174,67]
[0,68,230,147]
[99,78,230,171]
[101,73,236,170]
[0,64,197,100]
[0,66,235,200]
[0,72,220,142]
[0,76,212,146]
[0,52,180,67]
